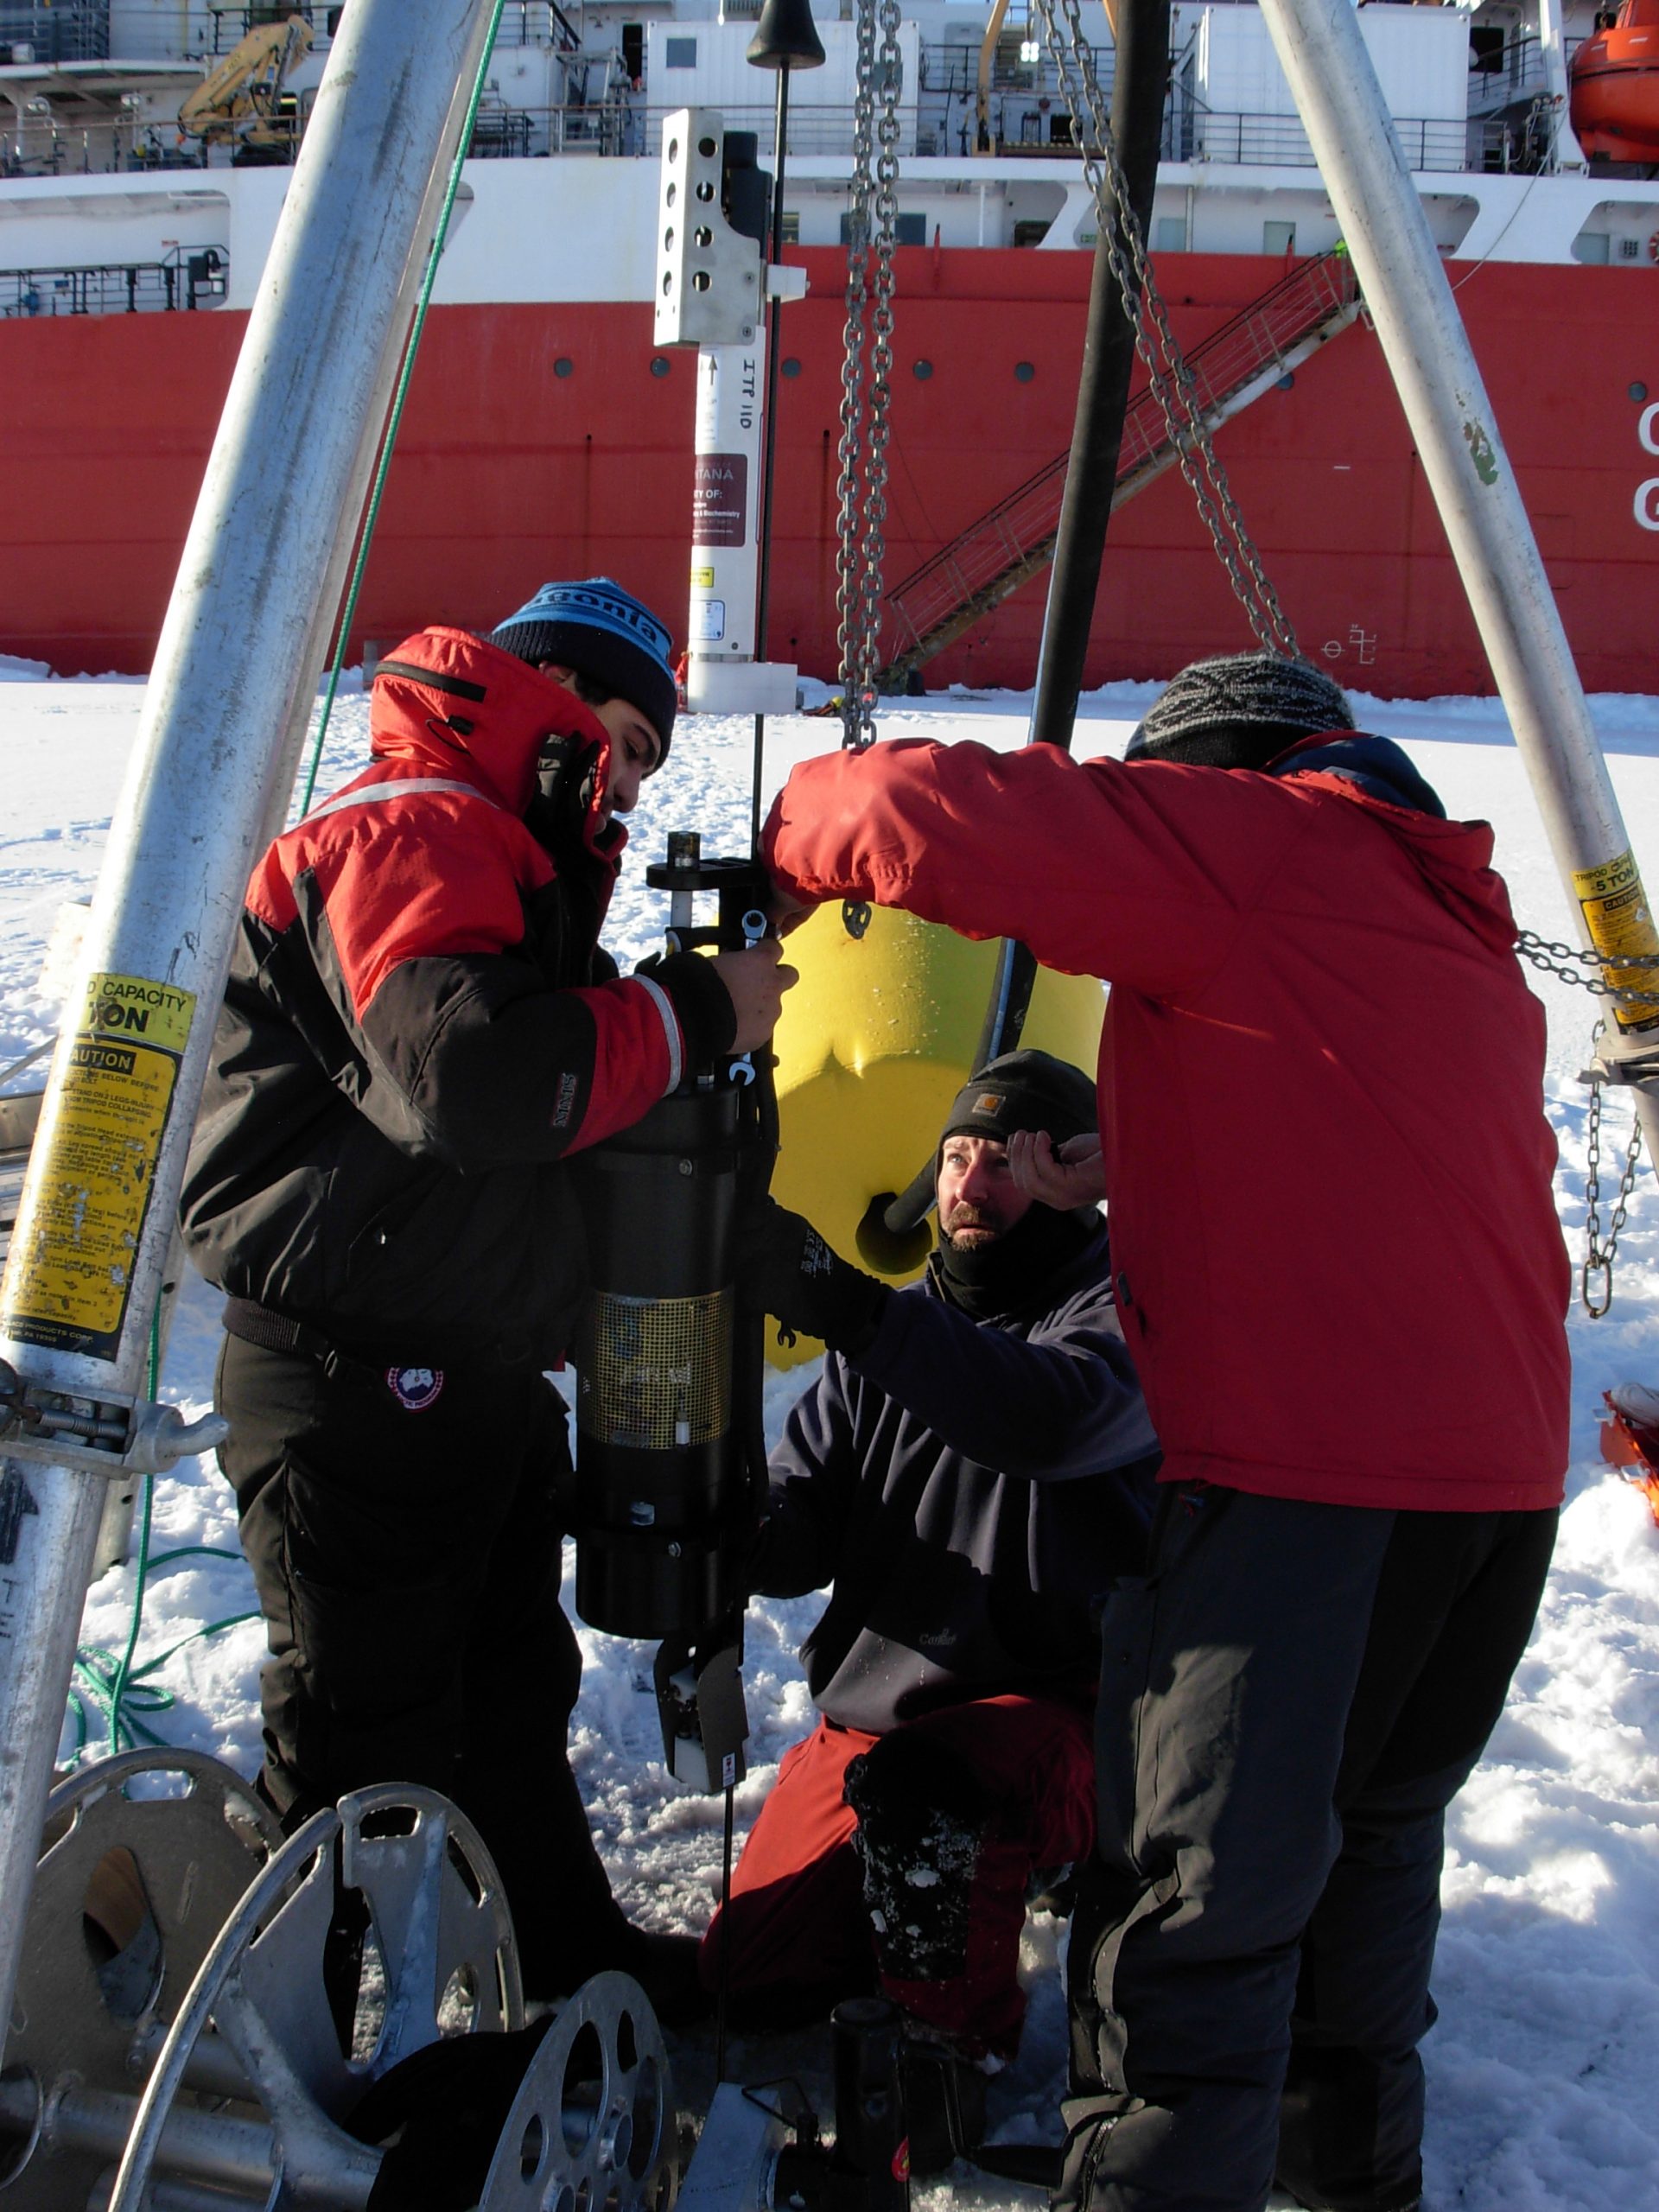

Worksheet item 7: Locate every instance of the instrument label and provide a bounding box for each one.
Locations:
[1,971,195,1357]
[1572,850,1659,1033]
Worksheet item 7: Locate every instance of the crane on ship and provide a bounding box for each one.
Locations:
[176,12,314,161]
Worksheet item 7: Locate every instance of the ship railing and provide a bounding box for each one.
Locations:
[1466,29,1555,117]
[1190,109,1467,171]
[198,3,575,57]
[0,1,107,64]
[880,247,1360,664]
[0,248,227,319]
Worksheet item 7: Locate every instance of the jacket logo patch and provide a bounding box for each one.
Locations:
[387,1365,445,1411]
[553,1072,579,1128]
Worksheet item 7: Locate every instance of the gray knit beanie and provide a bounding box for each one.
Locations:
[1125,652,1355,769]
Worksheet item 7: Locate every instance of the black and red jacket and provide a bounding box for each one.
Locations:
[181,627,730,1366]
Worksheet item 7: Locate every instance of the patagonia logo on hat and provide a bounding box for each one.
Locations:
[387,1365,445,1411]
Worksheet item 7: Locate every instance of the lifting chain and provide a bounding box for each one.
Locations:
[836,0,903,758]
[835,0,903,937]
[1032,0,1300,658]
[1583,1020,1646,1317]
[1511,938,1656,1316]
[1514,929,1659,1011]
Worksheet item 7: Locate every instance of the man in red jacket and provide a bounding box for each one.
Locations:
[183,578,791,2007]
[760,652,1568,2212]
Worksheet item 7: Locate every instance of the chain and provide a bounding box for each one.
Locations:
[836,0,901,760]
[833,0,903,937]
[1514,928,1659,1011]
[1514,936,1656,1315]
[1032,0,1299,658]
[1583,1020,1646,1317]
[856,0,903,730]
[834,0,876,747]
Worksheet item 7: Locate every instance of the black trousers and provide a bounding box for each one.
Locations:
[1060,1484,1558,2212]
[216,1332,634,1996]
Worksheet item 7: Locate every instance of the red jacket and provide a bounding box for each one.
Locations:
[763,736,1570,1513]
[182,628,724,1364]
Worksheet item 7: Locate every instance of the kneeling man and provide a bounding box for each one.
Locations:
[702,1052,1159,2153]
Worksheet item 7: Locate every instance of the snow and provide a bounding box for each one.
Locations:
[3,672,1657,2209]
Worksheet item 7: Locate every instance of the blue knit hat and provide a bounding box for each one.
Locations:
[490,577,677,759]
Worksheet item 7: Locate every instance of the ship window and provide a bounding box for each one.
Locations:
[555,358,575,378]
[623,23,645,80]
[1014,361,1035,383]
[1155,216,1185,252]
[650,356,672,377]
[664,37,698,68]
[1631,383,1650,403]
[1619,237,1642,261]
[1263,221,1296,257]
[783,359,802,378]
[1574,231,1611,264]
[913,359,934,379]
[779,213,800,245]
[840,213,926,246]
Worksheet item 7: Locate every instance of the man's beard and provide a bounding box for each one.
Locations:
[942,1206,1004,1248]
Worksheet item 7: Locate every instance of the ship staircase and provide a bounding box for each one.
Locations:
[878,247,1362,688]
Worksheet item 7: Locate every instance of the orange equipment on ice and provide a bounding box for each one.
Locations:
[1600,1383,1659,1527]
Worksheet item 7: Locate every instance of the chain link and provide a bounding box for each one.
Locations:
[1032,0,1298,658]
[1514,928,1659,1012]
[836,0,901,760]
[1583,1020,1646,1317]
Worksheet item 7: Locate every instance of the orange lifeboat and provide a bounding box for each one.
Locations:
[1571,0,1659,162]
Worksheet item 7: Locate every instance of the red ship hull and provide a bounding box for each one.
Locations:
[3,250,1656,696]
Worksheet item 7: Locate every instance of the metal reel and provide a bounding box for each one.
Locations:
[107,1783,524,2211]
[481,1973,678,2212]
[0,1747,280,2211]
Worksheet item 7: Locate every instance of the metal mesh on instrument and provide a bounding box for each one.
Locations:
[574,1289,733,1449]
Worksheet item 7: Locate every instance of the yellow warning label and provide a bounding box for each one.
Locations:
[1572,850,1659,1033]
[0,972,195,1357]
[691,565,715,588]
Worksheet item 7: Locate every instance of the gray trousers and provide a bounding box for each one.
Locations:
[1059,1485,1558,2212]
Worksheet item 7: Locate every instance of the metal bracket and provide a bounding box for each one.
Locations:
[0,1359,227,1477]
[1577,1046,1659,1091]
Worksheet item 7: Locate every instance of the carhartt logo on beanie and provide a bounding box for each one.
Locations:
[1125,651,1354,771]
[490,577,678,759]
[941,1049,1096,1151]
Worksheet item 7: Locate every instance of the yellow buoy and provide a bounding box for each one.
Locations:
[767,905,1105,1368]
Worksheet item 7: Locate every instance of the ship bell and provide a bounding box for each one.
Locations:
[747,0,827,70]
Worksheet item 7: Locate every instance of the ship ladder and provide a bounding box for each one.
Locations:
[878,246,1362,689]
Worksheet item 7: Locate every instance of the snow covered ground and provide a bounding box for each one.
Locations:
[2,664,1657,2209]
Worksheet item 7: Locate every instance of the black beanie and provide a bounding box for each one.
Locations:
[489,577,677,760]
[1125,651,1354,770]
[941,1048,1097,1152]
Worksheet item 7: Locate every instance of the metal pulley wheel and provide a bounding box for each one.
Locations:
[480,1972,679,2212]
[0,1747,279,2211]
[105,1782,524,2210]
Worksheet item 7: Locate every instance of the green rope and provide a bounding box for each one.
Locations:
[299,0,511,817]
[64,1303,255,1766]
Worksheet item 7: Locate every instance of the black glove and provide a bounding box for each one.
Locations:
[751,1198,888,1354]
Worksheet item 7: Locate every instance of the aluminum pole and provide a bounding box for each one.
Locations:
[0,0,498,2038]
[1256,0,1659,1147]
